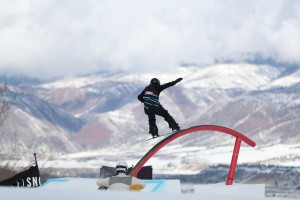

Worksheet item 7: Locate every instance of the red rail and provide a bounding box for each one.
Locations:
[129,125,256,185]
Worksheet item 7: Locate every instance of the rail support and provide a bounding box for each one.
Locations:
[226,137,242,185]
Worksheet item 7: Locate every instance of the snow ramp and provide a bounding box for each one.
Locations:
[0,178,279,200]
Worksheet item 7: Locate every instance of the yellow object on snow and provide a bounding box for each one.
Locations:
[130,184,142,191]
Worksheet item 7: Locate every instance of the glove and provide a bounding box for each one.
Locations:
[138,95,144,103]
[175,78,183,83]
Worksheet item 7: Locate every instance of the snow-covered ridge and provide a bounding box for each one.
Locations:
[183,64,281,90]
[39,64,282,90]
[264,68,300,88]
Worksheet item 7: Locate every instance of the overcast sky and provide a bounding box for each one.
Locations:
[0,0,300,78]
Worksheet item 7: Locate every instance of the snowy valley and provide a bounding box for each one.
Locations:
[1,64,300,196]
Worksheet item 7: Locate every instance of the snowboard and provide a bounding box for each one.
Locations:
[145,129,182,141]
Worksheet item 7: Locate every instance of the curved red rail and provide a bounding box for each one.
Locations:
[129,125,256,185]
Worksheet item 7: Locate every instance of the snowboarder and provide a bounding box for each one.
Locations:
[138,77,182,137]
[96,161,146,191]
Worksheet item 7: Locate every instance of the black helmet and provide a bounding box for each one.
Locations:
[150,78,160,86]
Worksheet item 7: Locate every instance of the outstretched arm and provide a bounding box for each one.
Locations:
[159,78,183,91]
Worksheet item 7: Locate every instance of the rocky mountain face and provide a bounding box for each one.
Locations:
[0,64,299,164]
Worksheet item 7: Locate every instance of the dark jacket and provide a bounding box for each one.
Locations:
[138,79,182,106]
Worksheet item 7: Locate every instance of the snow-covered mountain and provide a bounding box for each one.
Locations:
[1,63,300,173]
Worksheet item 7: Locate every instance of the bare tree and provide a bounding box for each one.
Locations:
[0,83,17,180]
[0,83,9,127]
[0,82,62,182]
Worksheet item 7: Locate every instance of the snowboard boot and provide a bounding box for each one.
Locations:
[170,124,180,132]
[149,125,159,138]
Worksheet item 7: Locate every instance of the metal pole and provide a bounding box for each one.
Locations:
[34,153,38,167]
[226,137,242,185]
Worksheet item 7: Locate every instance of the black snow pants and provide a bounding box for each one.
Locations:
[144,105,178,135]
